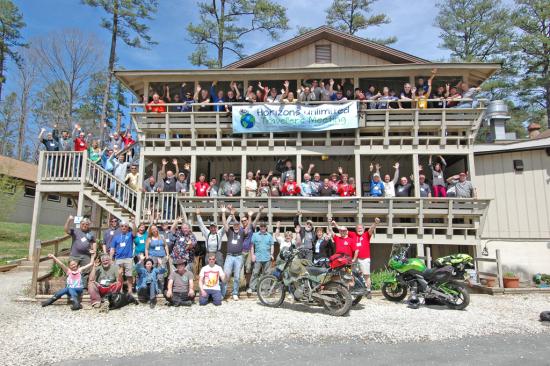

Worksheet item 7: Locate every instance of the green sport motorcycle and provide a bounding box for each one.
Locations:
[257,248,353,316]
[381,244,470,310]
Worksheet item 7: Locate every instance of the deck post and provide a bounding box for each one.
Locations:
[28,192,43,260]
[354,151,362,197]
[240,154,247,198]
[30,240,41,298]
[496,249,504,288]
[296,154,302,185]
[136,149,146,222]
[412,153,420,197]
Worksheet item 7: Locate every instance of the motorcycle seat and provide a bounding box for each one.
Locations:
[422,266,452,280]
[306,266,329,276]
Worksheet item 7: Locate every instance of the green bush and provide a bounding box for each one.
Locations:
[50,260,68,277]
[370,269,395,290]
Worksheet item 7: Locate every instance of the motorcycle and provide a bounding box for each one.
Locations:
[314,258,367,306]
[381,244,470,310]
[257,248,353,316]
[433,253,474,281]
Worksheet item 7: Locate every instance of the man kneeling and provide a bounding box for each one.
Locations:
[199,254,225,306]
[88,254,123,311]
[165,259,195,306]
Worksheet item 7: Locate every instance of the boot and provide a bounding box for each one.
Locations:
[70,297,82,311]
[41,295,58,307]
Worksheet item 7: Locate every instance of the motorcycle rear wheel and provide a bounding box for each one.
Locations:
[322,283,352,316]
[381,282,408,302]
[257,275,285,307]
[443,282,470,310]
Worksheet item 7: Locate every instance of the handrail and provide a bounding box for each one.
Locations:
[39,151,84,182]
[85,159,138,215]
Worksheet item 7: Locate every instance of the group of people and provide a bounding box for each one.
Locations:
[41,207,380,311]
[141,156,476,202]
[143,71,481,113]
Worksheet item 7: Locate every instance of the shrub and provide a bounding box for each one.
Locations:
[370,269,395,290]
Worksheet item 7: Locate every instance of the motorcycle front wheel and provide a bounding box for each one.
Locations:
[257,275,286,307]
[322,283,352,316]
[381,282,408,302]
[442,282,470,310]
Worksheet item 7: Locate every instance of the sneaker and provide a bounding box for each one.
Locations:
[232,295,239,301]
[246,288,252,295]
[149,301,156,309]
[366,291,372,300]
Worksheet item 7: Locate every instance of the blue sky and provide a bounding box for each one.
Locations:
[5,0,448,95]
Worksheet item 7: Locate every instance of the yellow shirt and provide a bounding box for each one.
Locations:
[125,173,140,190]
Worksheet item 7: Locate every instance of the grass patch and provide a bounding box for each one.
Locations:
[0,222,67,264]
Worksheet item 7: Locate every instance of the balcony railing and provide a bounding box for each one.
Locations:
[142,194,490,242]
[130,100,487,149]
[38,151,84,182]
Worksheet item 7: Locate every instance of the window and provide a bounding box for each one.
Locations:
[47,194,61,203]
[67,197,75,207]
[315,45,331,64]
[24,185,36,198]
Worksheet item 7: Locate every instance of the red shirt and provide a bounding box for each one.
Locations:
[332,235,354,257]
[146,100,166,113]
[337,183,356,197]
[282,181,301,196]
[349,231,371,259]
[122,135,135,147]
[194,181,210,197]
[74,137,87,151]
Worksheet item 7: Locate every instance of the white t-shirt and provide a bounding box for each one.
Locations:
[245,179,258,197]
[383,182,396,197]
[199,264,224,291]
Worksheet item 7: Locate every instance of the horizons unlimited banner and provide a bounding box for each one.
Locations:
[232,102,358,134]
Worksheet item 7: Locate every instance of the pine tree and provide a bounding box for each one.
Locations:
[82,0,158,142]
[187,0,289,68]
[0,0,26,101]
[325,0,396,44]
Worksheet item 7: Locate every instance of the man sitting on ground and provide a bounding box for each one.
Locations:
[165,258,195,306]
[199,254,225,306]
[88,254,123,311]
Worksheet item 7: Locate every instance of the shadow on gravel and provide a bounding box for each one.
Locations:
[255,300,350,316]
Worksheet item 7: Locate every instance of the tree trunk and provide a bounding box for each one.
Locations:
[0,49,4,101]
[217,0,225,69]
[546,83,550,129]
[17,93,27,160]
[100,0,119,143]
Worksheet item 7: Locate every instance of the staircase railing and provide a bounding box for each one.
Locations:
[85,159,138,215]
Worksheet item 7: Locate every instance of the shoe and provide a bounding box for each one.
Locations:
[232,295,239,301]
[70,297,82,311]
[149,299,156,309]
[366,291,372,300]
[41,296,58,307]
[246,288,252,295]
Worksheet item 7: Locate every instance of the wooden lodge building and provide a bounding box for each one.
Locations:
[30,26,549,276]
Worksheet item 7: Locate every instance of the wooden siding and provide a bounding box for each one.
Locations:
[475,149,550,239]
[256,39,392,68]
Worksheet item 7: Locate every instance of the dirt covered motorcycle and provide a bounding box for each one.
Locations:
[381,244,470,310]
[314,257,367,306]
[257,248,353,316]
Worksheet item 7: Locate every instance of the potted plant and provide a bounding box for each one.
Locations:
[503,271,520,288]
[484,277,497,287]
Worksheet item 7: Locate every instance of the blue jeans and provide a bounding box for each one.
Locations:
[222,254,243,296]
[199,289,222,306]
[138,282,157,301]
[54,287,83,299]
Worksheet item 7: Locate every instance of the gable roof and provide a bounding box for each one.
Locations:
[224,26,429,69]
[0,155,38,182]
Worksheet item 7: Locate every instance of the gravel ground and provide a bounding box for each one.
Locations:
[1,271,550,366]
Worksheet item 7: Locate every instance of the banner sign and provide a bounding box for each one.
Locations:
[232,102,358,133]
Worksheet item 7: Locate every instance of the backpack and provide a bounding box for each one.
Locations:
[107,292,138,309]
[329,253,352,270]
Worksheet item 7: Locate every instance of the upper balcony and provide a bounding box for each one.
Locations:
[130,99,487,154]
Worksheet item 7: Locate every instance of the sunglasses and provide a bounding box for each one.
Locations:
[208,258,216,261]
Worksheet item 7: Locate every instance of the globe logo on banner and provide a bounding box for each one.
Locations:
[240,112,255,129]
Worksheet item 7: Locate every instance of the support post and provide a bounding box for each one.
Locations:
[412,153,420,197]
[30,240,41,298]
[240,154,246,198]
[136,152,146,222]
[425,246,431,268]
[190,155,197,189]
[143,81,150,103]
[28,192,43,260]
[496,249,503,288]
[417,242,425,258]
[296,154,302,185]
[467,152,476,185]
[354,152,362,197]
